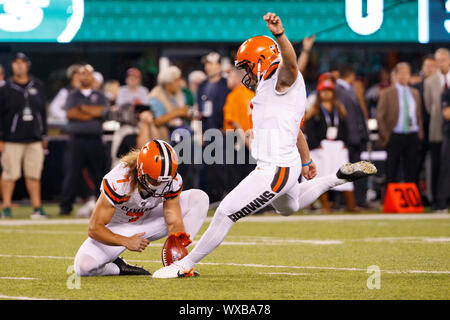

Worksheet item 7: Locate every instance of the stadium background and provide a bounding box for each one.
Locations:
[0,0,448,203]
[0,0,449,302]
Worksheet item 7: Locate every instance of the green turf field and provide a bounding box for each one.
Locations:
[0,204,448,300]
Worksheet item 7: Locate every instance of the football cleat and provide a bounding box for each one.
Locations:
[152,262,199,279]
[336,161,377,182]
[112,257,151,276]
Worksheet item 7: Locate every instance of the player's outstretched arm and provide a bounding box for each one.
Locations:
[88,192,150,252]
[264,12,298,91]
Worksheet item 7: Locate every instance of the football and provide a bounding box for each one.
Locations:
[161,234,188,267]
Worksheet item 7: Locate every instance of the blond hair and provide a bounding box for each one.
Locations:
[119,149,140,194]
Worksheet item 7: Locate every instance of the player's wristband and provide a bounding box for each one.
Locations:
[272,29,285,37]
[302,159,313,167]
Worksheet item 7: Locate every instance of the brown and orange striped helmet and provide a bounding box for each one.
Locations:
[235,35,280,90]
[137,140,178,194]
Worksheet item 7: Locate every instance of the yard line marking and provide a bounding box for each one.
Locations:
[1,254,449,275]
[233,214,450,222]
[128,259,450,275]
[0,218,90,226]
[0,277,39,280]
[0,214,449,226]
[260,272,310,276]
[1,228,447,245]
[0,254,73,260]
[0,294,51,300]
[0,229,85,235]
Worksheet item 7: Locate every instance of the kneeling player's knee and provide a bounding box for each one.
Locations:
[74,254,99,277]
[190,189,209,218]
[193,189,209,209]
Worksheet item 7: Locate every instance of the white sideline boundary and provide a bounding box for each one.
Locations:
[0,294,50,300]
[0,213,449,226]
[0,253,449,275]
[1,228,449,245]
[0,277,39,280]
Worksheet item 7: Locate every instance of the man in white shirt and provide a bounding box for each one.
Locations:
[116,68,149,107]
[424,48,450,210]
[48,64,81,122]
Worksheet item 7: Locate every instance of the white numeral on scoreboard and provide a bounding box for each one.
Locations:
[345,0,384,36]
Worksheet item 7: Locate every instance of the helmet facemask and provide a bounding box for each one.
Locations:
[138,173,173,198]
[236,60,260,91]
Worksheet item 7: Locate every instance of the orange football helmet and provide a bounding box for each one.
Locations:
[235,35,280,90]
[137,140,178,196]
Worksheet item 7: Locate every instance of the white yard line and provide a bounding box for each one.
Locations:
[1,253,448,275]
[260,272,310,276]
[1,227,449,245]
[0,214,448,226]
[0,294,51,300]
[0,218,90,226]
[234,214,450,222]
[0,254,73,260]
[0,277,39,280]
[0,229,85,235]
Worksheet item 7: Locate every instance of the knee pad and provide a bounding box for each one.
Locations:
[191,189,209,208]
[74,254,99,277]
[190,189,210,217]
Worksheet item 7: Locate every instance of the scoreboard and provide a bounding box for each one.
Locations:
[0,0,448,43]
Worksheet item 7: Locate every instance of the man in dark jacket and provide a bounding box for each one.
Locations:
[434,88,450,212]
[59,64,108,216]
[0,53,47,219]
[197,52,230,202]
[335,65,369,207]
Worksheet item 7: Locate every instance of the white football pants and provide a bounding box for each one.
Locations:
[74,189,209,276]
[178,162,347,270]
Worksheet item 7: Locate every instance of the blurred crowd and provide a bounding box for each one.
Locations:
[0,38,449,218]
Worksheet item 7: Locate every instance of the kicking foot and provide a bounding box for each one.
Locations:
[112,257,151,276]
[153,262,199,279]
[336,161,377,182]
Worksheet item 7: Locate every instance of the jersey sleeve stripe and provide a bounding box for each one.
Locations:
[102,179,130,204]
[164,186,183,199]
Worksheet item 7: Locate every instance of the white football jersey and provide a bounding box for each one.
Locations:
[250,68,307,167]
[100,162,183,225]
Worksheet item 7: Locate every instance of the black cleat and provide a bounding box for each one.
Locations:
[112,257,151,276]
[336,161,377,182]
